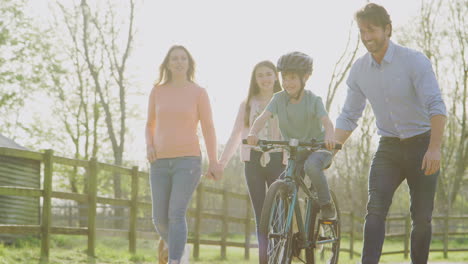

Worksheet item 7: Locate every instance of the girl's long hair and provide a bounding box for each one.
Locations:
[244,61,282,127]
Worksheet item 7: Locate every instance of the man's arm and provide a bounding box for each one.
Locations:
[412,53,447,176]
[335,64,367,145]
[428,115,446,150]
[422,114,446,175]
[334,128,353,145]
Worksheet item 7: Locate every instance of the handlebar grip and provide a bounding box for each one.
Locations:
[242,139,264,145]
[319,143,342,150]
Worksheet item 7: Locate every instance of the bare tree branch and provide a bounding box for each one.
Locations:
[325,20,360,111]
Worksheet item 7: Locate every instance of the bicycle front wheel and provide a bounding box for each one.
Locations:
[259,181,295,264]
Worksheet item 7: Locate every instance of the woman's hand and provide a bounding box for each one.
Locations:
[206,162,223,181]
[146,145,157,163]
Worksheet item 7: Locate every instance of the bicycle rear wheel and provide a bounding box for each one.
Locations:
[259,181,295,264]
[305,190,341,264]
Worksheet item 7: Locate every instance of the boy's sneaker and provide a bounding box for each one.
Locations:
[320,203,336,219]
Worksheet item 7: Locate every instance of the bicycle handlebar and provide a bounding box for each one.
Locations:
[242,139,342,150]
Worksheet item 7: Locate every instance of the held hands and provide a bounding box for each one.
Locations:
[205,161,223,181]
[422,147,441,175]
[146,145,157,163]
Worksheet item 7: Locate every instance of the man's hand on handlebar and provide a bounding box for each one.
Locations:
[332,140,344,155]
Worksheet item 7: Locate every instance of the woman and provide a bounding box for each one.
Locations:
[146,45,220,264]
[217,60,286,244]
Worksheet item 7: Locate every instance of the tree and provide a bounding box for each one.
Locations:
[322,17,374,217]
[0,0,57,138]
[25,0,138,226]
[396,0,468,213]
[325,20,360,112]
[79,0,136,227]
[443,0,467,211]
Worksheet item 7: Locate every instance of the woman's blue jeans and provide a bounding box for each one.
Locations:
[150,156,201,262]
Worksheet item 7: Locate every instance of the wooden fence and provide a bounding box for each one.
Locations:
[0,147,258,262]
[341,212,468,259]
[0,147,467,262]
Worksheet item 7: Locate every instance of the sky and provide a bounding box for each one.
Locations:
[25,0,421,164]
[133,0,420,136]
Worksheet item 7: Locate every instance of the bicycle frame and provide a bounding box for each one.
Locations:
[277,142,323,250]
[244,137,341,257]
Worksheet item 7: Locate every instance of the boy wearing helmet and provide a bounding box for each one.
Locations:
[246,51,336,219]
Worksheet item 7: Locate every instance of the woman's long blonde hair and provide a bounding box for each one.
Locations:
[154,45,196,86]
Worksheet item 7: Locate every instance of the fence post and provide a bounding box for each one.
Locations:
[350,212,354,259]
[244,196,251,260]
[87,157,98,258]
[40,149,54,263]
[193,182,203,259]
[68,206,72,227]
[221,187,228,259]
[404,214,410,259]
[443,210,449,258]
[129,166,139,254]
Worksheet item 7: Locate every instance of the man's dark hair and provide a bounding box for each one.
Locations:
[355,3,392,37]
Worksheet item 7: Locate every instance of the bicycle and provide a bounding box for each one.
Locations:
[243,138,342,264]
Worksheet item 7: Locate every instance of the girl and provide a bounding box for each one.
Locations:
[146,45,220,264]
[217,61,286,244]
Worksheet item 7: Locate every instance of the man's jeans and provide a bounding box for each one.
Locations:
[362,131,438,264]
[150,156,201,262]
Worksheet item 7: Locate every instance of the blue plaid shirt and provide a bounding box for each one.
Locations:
[336,41,446,139]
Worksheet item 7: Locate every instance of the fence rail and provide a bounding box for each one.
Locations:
[340,212,468,259]
[0,147,467,262]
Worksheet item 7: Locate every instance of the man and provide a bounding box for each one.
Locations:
[335,3,446,264]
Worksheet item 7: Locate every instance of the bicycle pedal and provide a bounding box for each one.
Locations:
[317,235,333,241]
[319,219,336,225]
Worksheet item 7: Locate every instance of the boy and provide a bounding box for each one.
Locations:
[247,51,336,219]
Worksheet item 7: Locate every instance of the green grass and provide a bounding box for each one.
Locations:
[0,235,466,263]
[338,236,468,263]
